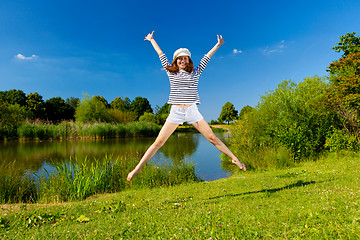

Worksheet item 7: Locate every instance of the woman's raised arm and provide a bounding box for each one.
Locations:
[145,31,164,56]
[206,34,225,58]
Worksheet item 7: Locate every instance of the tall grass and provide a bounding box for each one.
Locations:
[0,156,200,204]
[39,157,119,202]
[132,160,199,189]
[16,121,161,141]
[0,161,37,204]
[222,144,295,171]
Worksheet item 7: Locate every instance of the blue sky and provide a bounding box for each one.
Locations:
[1,0,360,121]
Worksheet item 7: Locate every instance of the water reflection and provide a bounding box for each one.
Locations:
[0,132,234,181]
[161,133,198,165]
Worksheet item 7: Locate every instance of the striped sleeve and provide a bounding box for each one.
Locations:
[194,54,211,76]
[159,54,170,70]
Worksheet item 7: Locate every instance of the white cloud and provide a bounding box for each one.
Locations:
[16,53,38,60]
[263,40,286,55]
[233,49,243,54]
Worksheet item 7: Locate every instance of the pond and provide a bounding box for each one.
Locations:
[0,132,236,181]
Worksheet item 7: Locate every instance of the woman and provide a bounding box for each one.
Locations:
[127,31,246,181]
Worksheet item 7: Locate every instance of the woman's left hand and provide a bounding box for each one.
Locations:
[217,35,225,46]
[207,34,225,57]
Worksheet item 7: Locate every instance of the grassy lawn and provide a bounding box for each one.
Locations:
[1,152,359,239]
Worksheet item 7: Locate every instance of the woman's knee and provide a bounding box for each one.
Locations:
[153,139,165,149]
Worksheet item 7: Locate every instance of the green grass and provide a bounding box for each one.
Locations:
[1,152,359,239]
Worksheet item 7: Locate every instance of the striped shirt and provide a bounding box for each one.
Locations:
[159,53,211,105]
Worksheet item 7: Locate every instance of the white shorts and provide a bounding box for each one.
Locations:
[166,104,204,125]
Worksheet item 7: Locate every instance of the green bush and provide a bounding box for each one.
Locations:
[227,76,338,168]
[0,103,31,140]
[222,143,294,171]
[139,112,156,123]
[106,108,136,124]
[325,129,359,152]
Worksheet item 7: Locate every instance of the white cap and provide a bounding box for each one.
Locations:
[173,48,191,61]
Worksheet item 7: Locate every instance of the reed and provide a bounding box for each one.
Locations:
[0,161,38,204]
[16,121,161,141]
[38,156,200,203]
[0,154,200,204]
[38,157,117,202]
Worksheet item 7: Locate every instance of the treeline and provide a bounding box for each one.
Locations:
[0,90,171,140]
[210,102,253,125]
[226,32,360,170]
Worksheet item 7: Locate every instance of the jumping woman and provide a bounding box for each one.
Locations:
[127,31,246,181]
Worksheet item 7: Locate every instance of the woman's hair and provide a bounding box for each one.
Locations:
[166,57,194,74]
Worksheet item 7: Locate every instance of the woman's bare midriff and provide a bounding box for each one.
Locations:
[174,104,192,108]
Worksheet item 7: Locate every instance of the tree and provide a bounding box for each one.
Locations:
[75,95,108,123]
[130,97,153,120]
[328,32,360,137]
[0,101,31,139]
[154,103,171,125]
[66,97,80,110]
[328,52,360,108]
[44,97,74,122]
[26,92,45,119]
[209,120,220,125]
[218,102,238,124]
[332,32,360,57]
[111,97,131,112]
[238,105,254,120]
[76,95,138,123]
[92,95,109,108]
[0,89,27,106]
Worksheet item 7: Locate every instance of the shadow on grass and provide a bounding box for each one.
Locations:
[208,180,321,200]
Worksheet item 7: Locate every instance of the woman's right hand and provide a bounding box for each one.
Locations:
[144,30,163,56]
[144,31,155,41]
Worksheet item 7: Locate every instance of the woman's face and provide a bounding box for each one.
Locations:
[176,56,189,70]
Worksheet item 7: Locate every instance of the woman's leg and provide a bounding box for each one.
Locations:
[191,119,246,171]
[127,121,179,181]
